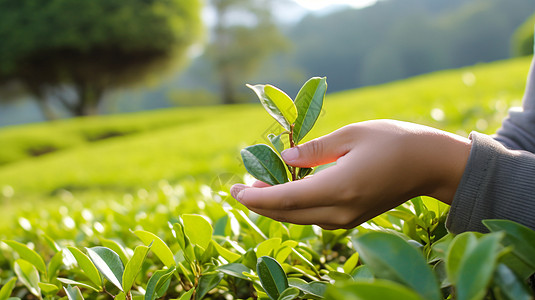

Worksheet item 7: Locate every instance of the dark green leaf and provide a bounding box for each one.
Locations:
[0,277,17,300]
[293,77,327,144]
[277,287,300,300]
[86,247,124,291]
[122,245,150,293]
[351,265,374,282]
[195,272,224,300]
[257,256,289,300]
[287,278,327,299]
[456,232,504,300]
[445,232,478,285]
[241,144,289,186]
[483,219,535,271]
[354,232,440,300]
[133,230,176,267]
[67,247,102,289]
[144,267,176,300]
[64,285,84,300]
[297,167,314,179]
[218,263,253,280]
[100,239,129,266]
[268,133,285,155]
[247,84,297,131]
[492,263,533,300]
[13,259,40,297]
[3,240,46,274]
[324,280,424,300]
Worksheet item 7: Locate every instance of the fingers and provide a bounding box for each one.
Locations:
[282,126,354,168]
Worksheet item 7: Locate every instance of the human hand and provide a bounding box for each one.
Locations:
[230,120,471,230]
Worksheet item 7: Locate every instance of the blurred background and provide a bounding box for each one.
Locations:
[0,0,534,219]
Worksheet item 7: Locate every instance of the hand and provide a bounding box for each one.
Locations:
[231,120,471,230]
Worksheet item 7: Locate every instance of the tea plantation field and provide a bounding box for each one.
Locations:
[0,56,534,300]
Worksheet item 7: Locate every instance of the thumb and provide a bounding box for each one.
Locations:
[282,128,352,168]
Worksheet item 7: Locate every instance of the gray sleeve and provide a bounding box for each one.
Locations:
[446,132,535,233]
[446,55,535,233]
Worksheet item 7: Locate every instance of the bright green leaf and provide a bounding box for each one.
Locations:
[144,267,175,300]
[179,289,194,300]
[354,232,440,300]
[324,280,424,300]
[3,240,46,274]
[483,219,535,271]
[64,285,84,300]
[47,250,64,282]
[445,232,478,285]
[247,84,297,130]
[38,282,59,295]
[342,252,359,274]
[67,247,102,289]
[56,278,100,292]
[133,230,176,267]
[293,77,327,144]
[241,144,289,186]
[0,277,17,300]
[277,287,300,300]
[13,259,40,297]
[86,247,124,291]
[122,245,150,293]
[195,272,224,300]
[182,214,213,250]
[257,238,282,258]
[211,240,241,262]
[456,232,504,300]
[257,256,289,300]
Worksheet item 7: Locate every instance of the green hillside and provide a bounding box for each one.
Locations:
[0,56,531,217]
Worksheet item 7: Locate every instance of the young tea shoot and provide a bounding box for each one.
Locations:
[241,77,327,184]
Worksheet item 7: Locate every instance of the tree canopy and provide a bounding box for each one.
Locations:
[512,12,535,57]
[0,0,202,117]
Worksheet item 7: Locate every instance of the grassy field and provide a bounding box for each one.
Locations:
[0,56,532,219]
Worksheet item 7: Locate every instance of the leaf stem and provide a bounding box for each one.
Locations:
[289,124,297,181]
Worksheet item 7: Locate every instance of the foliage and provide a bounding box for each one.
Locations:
[0,180,534,299]
[0,0,202,117]
[512,12,535,57]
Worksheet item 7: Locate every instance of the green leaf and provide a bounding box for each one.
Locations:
[288,278,327,299]
[247,84,297,130]
[256,256,289,300]
[0,277,17,300]
[351,265,374,282]
[241,144,289,186]
[277,287,300,300]
[47,250,64,282]
[342,252,359,274]
[133,230,176,267]
[268,133,285,155]
[218,263,253,280]
[173,223,195,263]
[179,289,194,300]
[64,285,84,300]
[456,232,504,300]
[483,219,535,270]
[122,245,150,293]
[257,238,282,258]
[56,278,100,292]
[354,231,440,300]
[211,240,241,262]
[293,77,327,144]
[324,280,424,300]
[182,214,213,250]
[297,167,314,179]
[195,272,224,300]
[3,240,46,274]
[100,238,129,266]
[38,282,59,295]
[492,263,533,300]
[86,247,124,291]
[144,267,176,300]
[13,259,40,297]
[67,247,102,289]
[445,232,478,285]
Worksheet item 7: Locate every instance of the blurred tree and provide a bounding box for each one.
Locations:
[0,0,202,118]
[205,0,289,104]
[511,12,535,57]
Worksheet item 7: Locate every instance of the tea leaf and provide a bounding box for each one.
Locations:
[122,245,150,293]
[100,238,129,266]
[277,287,300,300]
[64,285,84,300]
[86,247,124,291]
[257,256,289,300]
[47,250,64,282]
[445,232,478,285]
[268,133,285,155]
[57,278,100,292]
[293,77,327,144]
[196,272,224,300]
[492,263,533,300]
[145,267,176,300]
[354,231,440,300]
[241,144,289,186]
[342,252,360,274]
[218,263,253,280]
[38,282,59,295]
[179,289,194,300]
[133,230,176,267]
[325,280,424,300]
[13,259,40,297]
[3,240,46,274]
[247,84,297,131]
[182,214,213,250]
[67,247,102,289]
[288,278,327,299]
[0,277,17,300]
[211,240,241,262]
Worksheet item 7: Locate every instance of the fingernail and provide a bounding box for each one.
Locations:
[282,148,298,162]
[230,184,246,201]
